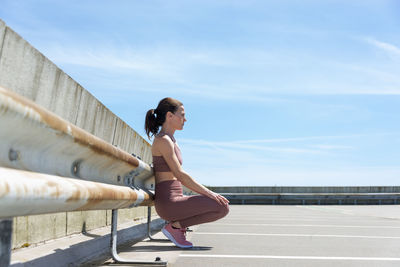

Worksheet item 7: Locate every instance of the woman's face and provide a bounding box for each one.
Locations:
[171,105,187,130]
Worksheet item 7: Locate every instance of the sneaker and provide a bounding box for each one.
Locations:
[161,223,193,248]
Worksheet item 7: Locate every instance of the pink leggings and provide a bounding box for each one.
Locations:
[154,180,229,228]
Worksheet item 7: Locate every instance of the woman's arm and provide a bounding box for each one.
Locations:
[155,136,229,206]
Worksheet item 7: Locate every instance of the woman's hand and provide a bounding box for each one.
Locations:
[207,191,230,206]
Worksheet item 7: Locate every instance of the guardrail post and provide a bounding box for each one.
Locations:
[0,218,12,267]
[110,209,167,266]
[147,207,166,241]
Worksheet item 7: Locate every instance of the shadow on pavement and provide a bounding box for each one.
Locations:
[119,245,213,252]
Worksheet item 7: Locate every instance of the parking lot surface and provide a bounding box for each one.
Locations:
[94,205,400,267]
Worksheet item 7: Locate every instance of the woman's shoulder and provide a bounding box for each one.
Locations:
[153,135,176,156]
[153,134,174,147]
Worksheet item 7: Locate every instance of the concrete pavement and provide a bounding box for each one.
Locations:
[86,205,400,267]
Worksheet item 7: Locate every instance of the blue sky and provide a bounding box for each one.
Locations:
[1,0,400,186]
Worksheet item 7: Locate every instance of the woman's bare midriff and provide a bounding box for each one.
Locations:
[155,171,178,184]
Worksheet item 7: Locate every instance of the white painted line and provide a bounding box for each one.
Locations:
[298,206,354,215]
[226,216,353,219]
[224,214,354,220]
[213,223,400,229]
[180,254,400,261]
[195,232,400,239]
[222,218,389,223]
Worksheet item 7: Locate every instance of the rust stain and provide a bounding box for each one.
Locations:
[0,181,10,198]
[0,103,9,115]
[65,184,84,202]
[72,132,139,167]
[139,193,153,206]
[73,182,141,211]
[46,181,58,187]
[46,181,62,198]
[23,171,61,199]
[63,178,144,211]
[23,184,29,196]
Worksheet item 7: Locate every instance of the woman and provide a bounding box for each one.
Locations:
[145,97,229,248]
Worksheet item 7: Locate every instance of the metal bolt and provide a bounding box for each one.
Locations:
[71,159,83,178]
[8,149,19,161]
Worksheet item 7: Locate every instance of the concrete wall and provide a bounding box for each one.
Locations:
[0,19,154,249]
[208,186,400,194]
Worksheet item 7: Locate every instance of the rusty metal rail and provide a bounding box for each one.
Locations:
[0,167,152,218]
[0,86,154,190]
[0,167,167,265]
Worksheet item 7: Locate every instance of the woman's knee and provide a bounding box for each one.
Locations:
[217,203,229,218]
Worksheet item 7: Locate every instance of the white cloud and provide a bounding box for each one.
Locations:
[42,38,400,99]
[185,140,324,155]
[179,135,351,170]
[181,133,393,145]
[365,38,400,57]
[45,44,179,77]
[311,144,353,150]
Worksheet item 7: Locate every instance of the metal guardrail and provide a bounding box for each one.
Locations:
[0,167,152,218]
[0,86,154,190]
[0,87,167,266]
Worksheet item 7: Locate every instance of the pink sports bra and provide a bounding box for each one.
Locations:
[152,134,183,172]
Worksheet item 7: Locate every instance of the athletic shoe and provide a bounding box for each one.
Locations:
[161,223,193,248]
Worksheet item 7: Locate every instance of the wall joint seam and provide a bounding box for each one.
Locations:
[0,27,8,64]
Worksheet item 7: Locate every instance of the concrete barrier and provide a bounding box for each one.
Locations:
[208,186,400,194]
[208,186,400,205]
[0,19,153,249]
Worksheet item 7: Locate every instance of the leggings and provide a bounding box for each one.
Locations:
[154,180,229,228]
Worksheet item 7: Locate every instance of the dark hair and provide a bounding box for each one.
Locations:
[145,97,183,139]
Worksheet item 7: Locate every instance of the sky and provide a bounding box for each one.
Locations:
[1,0,399,186]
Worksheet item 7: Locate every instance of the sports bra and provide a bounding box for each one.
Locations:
[152,133,183,172]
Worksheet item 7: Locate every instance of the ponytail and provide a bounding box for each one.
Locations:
[145,109,160,139]
[144,97,183,140]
